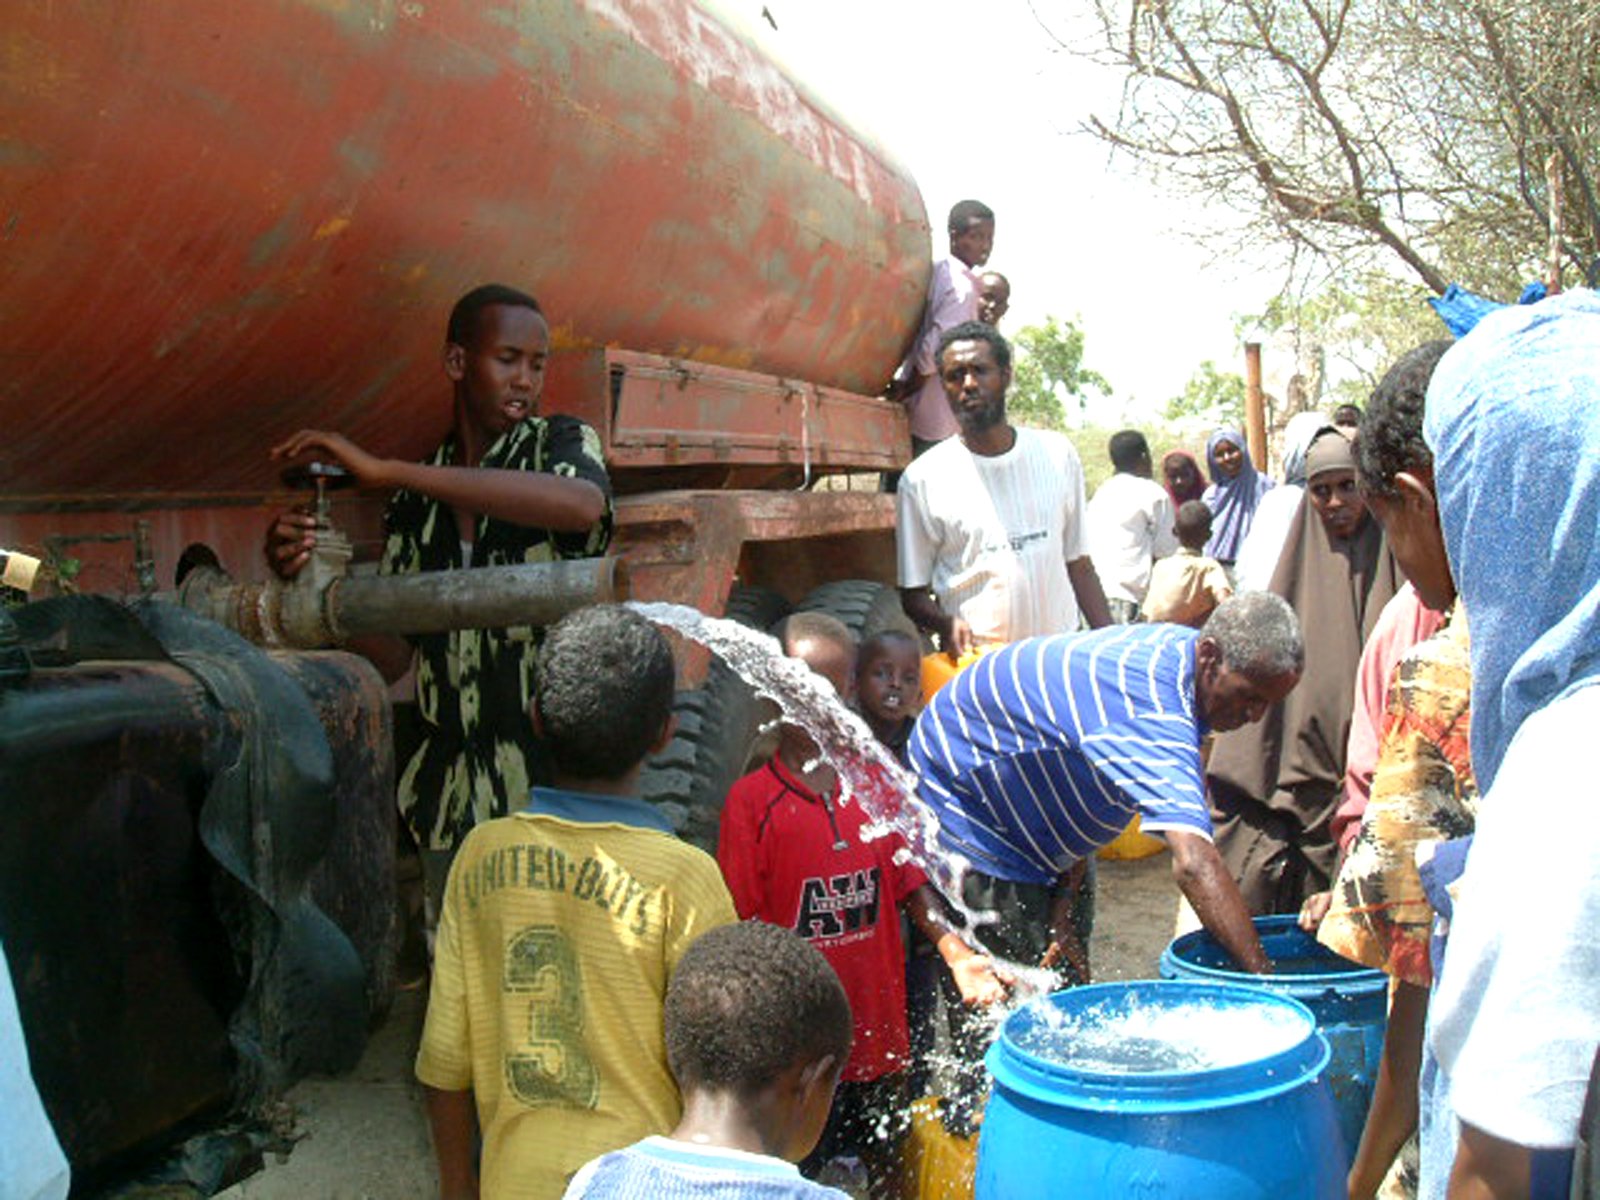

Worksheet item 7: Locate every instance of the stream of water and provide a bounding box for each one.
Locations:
[632,601,1058,997]
[629,600,1310,1102]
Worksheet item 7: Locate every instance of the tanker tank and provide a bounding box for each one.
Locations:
[1,0,929,580]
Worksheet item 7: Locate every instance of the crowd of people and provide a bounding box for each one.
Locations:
[248,225,1597,1200]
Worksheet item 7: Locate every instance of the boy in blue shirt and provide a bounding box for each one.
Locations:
[563,920,854,1199]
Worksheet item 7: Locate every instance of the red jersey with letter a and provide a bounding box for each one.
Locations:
[717,757,928,1082]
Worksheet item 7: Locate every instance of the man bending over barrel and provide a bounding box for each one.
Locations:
[910,593,1299,1129]
[266,283,612,917]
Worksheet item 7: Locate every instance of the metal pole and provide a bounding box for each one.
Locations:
[1244,342,1267,472]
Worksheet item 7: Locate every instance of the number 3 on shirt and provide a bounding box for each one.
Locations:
[504,925,599,1108]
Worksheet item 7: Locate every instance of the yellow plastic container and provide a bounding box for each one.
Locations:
[897,1097,976,1200]
[920,649,987,701]
[1098,813,1168,861]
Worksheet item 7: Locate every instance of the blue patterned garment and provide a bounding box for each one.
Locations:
[1424,287,1600,791]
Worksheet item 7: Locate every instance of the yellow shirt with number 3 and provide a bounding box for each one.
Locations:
[416,790,736,1199]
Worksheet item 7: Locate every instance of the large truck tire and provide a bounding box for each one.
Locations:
[796,579,916,641]
[639,585,791,851]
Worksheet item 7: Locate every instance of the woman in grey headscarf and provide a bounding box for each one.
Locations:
[1232,411,1335,592]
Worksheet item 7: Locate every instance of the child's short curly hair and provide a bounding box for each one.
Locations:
[1356,340,1454,498]
[664,921,852,1095]
[534,604,675,780]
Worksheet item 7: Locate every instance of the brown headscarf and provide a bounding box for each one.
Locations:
[1303,428,1357,481]
[1205,440,1401,914]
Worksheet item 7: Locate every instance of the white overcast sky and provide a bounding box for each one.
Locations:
[724,0,1285,418]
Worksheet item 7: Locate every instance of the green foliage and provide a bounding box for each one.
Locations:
[52,554,82,594]
[1008,316,1112,432]
[1165,360,1246,426]
[1008,356,1066,431]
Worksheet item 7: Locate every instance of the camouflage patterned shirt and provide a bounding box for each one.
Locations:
[1319,604,1475,987]
[382,415,612,851]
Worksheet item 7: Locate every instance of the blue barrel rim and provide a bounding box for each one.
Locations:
[985,980,1332,1114]
[1163,915,1388,993]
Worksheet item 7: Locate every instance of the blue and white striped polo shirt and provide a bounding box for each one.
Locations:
[909,623,1211,885]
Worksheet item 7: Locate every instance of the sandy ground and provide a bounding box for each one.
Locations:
[217,851,1180,1198]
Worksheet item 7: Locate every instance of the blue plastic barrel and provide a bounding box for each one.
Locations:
[1161,914,1388,1166]
[977,981,1344,1199]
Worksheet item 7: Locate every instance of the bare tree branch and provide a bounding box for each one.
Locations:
[1072,0,1599,294]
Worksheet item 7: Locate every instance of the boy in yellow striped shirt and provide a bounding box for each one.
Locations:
[416,605,737,1199]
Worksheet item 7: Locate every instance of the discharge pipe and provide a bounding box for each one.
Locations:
[172,556,626,650]
[169,459,625,648]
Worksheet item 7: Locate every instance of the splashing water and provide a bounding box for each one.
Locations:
[630,604,958,889]
[1011,994,1310,1074]
[630,601,1061,994]
[630,602,1312,1163]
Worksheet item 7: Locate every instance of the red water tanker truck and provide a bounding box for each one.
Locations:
[0,1,927,1188]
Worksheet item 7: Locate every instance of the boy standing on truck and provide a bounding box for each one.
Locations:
[975,270,1010,328]
[268,283,613,918]
[893,199,996,456]
[717,613,1006,1197]
[416,604,737,1200]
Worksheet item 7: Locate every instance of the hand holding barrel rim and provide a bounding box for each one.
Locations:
[1297,890,1332,932]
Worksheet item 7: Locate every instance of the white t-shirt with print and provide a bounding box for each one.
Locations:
[897,427,1089,645]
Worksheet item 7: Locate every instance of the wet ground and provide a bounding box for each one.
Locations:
[217,852,1179,1198]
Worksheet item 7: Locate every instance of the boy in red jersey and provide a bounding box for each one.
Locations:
[717,612,1005,1197]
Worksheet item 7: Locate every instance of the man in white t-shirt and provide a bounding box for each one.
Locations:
[897,322,1112,653]
[1086,430,1177,623]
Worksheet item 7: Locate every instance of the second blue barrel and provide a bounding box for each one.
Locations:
[1161,914,1388,1165]
[977,981,1344,1199]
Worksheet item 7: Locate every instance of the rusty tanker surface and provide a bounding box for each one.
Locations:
[1,2,930,1190]
[3,0,925,587]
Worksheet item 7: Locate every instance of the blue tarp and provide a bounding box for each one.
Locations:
[1429,281,1549,337]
